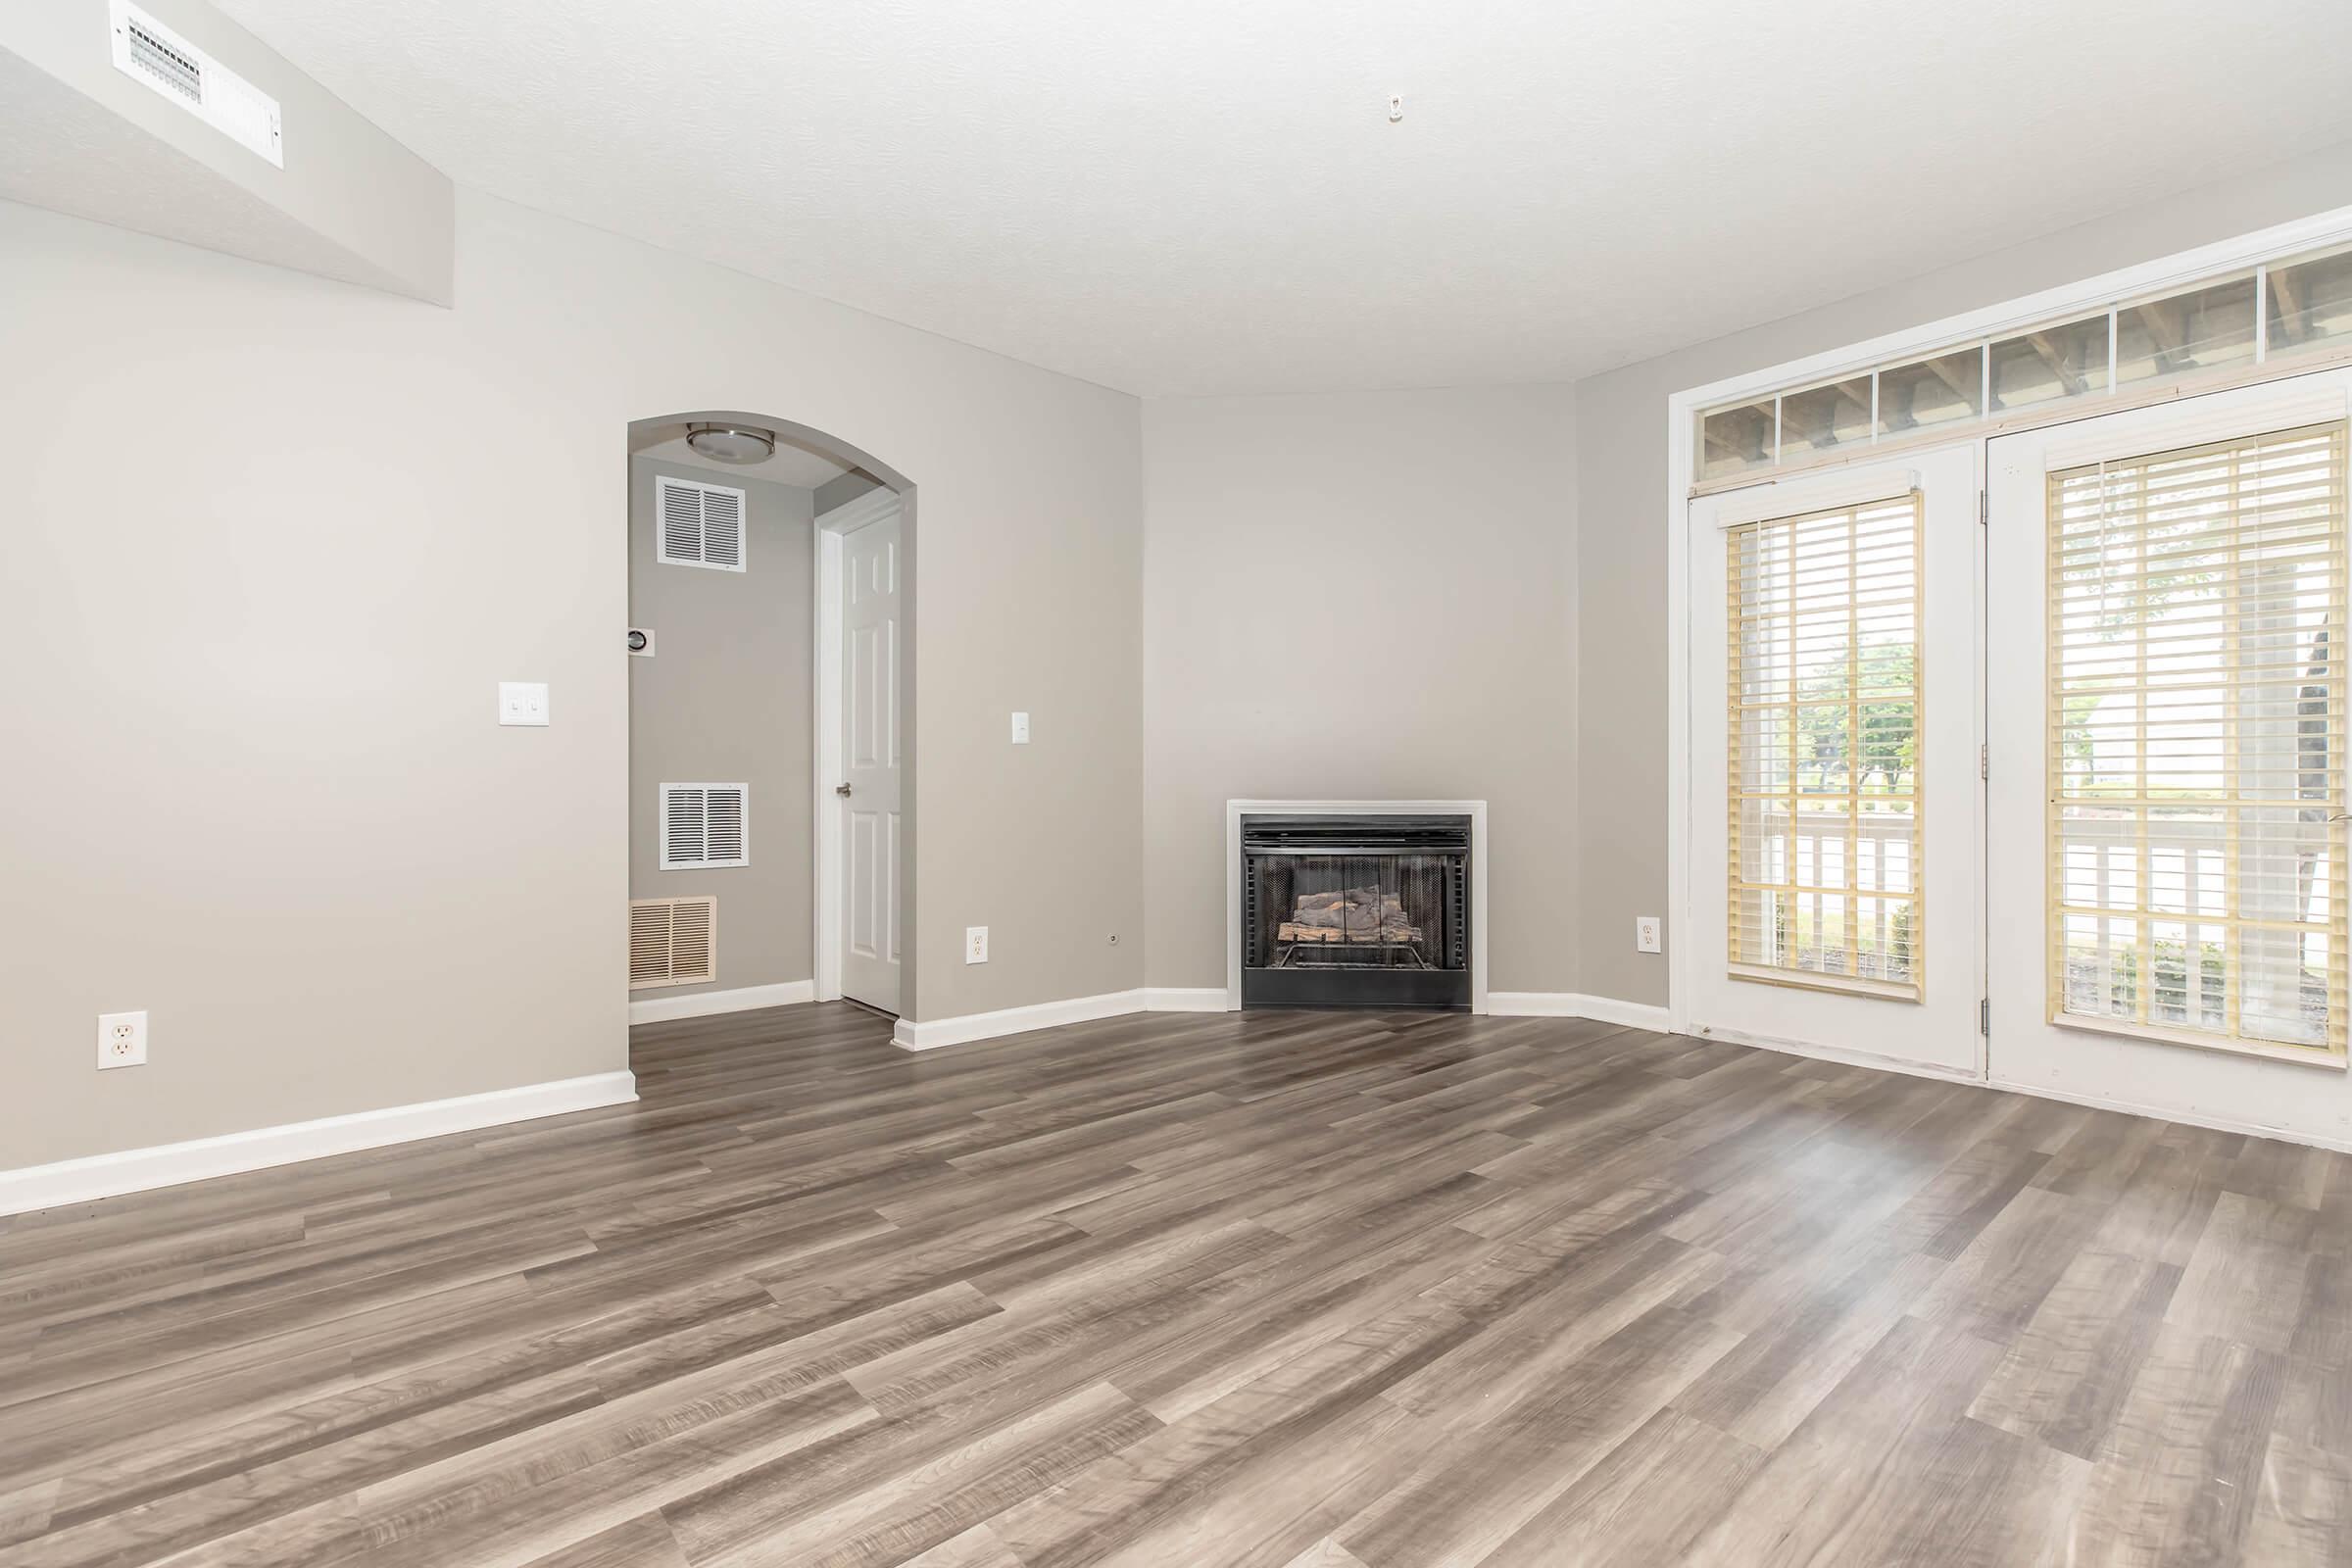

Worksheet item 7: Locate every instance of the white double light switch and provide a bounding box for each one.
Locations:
[498,682,550,726]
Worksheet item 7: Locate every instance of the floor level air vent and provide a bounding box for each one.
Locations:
[630,897,717,990]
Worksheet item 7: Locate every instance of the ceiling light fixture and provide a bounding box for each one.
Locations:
[684,422,775,465]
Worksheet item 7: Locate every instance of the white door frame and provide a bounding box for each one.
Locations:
[1680,453,1986,1081]
[812,486,904,1003]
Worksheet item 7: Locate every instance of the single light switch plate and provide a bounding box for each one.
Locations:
[498,681,550,726]
[965,926,989,964]
[1010,711,1030,745]
[98,1009,148,1069]
[1636,916,1662,954]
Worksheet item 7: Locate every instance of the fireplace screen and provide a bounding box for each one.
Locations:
[1242,814,1470,1008]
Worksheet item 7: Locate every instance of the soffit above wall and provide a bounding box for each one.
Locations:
[0,0,452,306]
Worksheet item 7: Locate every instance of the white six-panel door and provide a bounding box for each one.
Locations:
[1686,447,1985,1075]
[840,510,903,1014]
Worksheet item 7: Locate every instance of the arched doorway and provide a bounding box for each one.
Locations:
[623,411,916,1023]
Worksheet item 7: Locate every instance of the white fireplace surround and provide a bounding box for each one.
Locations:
[1225,799,1489,1014]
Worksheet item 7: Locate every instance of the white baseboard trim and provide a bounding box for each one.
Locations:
[894,989,1147,1052]
[1144,987,1231,1012]
[1689,1020,1984,1084]
[0,1070,639,1217]
[1688,1019,2352,1154]
[1489,992,1673,1031]
[1984,1074,2352,1154]
[629,979,815,1024]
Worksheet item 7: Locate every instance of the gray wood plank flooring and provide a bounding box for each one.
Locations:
[3,1004,2348,1565]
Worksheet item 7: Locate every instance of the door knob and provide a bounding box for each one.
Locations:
[835,783,853,797]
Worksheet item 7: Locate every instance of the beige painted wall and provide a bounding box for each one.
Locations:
[1141,386,1578,994]
[1573,139,2352,1009]
[0,187,1141,1170]
[628,457,814,998]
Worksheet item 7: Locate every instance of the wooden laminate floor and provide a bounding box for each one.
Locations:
[5,1005,2350,1566]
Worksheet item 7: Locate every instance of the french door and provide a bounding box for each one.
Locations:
[1986,370,2352,1115]
[1686,447,1985,1074]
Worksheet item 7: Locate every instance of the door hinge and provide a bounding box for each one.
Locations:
[1980,743,1988,781]
[1979,489,1987,525]
[1980,999,1990,1035]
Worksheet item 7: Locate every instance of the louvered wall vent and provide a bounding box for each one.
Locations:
[629,897,717,990]
[655,475,748,571]
[108,1,285,168]
[660,784,750,869]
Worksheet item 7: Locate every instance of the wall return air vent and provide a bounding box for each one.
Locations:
[659,784,750,870]
[109,1,284,169]
[629,897,717,990]
[655,475,747,571]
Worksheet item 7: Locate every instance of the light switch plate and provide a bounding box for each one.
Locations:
[498,681,550,726]
[1010,711,1030,745]
[965,926,989,963]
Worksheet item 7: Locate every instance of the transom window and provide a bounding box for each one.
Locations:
[1699,240,2352,487]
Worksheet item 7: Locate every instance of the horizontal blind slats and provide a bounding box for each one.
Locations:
[1727,490,1924,999]
[2046,420,2349,1054]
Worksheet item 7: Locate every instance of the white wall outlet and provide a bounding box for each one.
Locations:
[497,681,550,726]
[97,1009,148,1069]
[1636,916,1662,955]
[1010,711,1030,745]
[965,925,989,963]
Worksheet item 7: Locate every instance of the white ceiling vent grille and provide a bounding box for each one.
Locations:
[108,1,285,168]
[656,475,747,571]
[660,784,750,869]
[629,897,717,990]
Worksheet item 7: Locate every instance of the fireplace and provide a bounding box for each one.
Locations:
[1240,812,1472,1009]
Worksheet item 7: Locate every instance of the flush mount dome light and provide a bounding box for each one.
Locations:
[684,422,775,464]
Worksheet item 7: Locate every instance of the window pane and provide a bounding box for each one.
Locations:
[1700,399,1777,481]
[1877,348,1983,436]
[2267,246,2352,357]
[1989,312,2109,414]
[1779,375,1875,460]
[2046,420,2349,1056]
[1728,493,1923,998]
[2117,275,2257,385]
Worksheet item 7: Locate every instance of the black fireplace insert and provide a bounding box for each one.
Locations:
[1241,813,1471,1009]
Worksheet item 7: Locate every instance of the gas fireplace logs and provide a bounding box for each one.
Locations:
[1277,886,1423,945]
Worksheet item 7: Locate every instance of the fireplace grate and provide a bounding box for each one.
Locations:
[1239,812,1471,1009]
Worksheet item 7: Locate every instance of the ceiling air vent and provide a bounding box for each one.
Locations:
[630,897,716,990]
[660,784,750,870]
[656,475,747,571]
[108,1,284,168]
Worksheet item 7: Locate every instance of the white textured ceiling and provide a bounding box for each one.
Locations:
[213,0,2352,396]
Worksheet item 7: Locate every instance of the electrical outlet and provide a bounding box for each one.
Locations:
[497,681,549,726]
[1635,916,1662,955]
[965,925,989,964]
[97,1009,148,1069]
